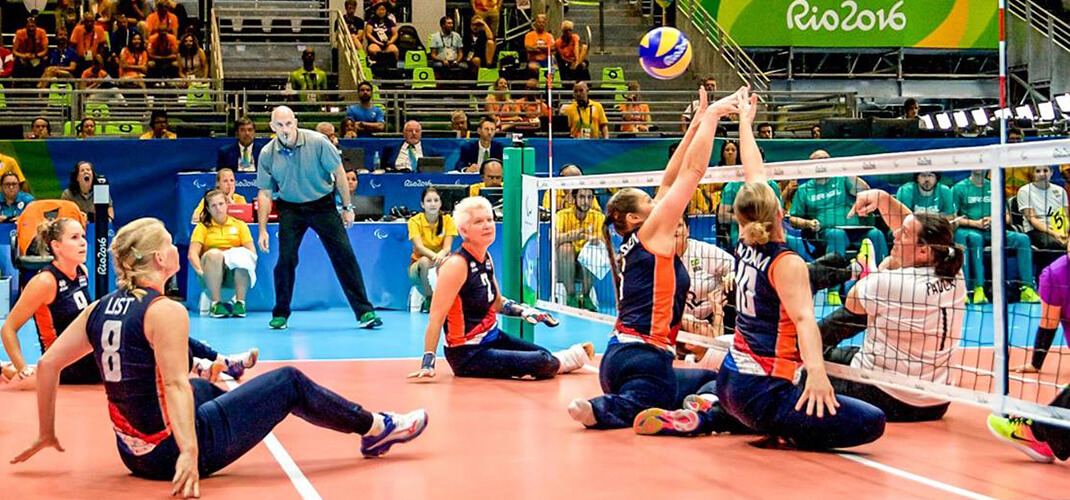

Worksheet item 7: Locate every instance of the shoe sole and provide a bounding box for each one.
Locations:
[244,348,259,369]
[363,412,429,458]
[359,318,383,329]
[207,361,225,383]
[634,408,700,436]
[269,322,288,330]
[986,418,1055,463]
[683,395,714,412]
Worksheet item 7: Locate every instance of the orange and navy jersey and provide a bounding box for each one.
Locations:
[725,240,802,381]
[444,247,501,347]
[613,231,690,350]
[34,264,90,352]
[87,288,172,456]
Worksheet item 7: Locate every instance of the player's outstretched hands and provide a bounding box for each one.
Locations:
[796,370,839,418]
[705,86,744,120]
[11,433,64,464]
[737,86,759,125]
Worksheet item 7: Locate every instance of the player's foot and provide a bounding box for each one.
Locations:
[568,398,597,427]
[826,290,842,306]
[1020,286,1041,303]
[972,286,989,305]
[360,410,429,458]
[987,413,1055,463]
[210,301,230,318]
[634,408,703,437]
[269,316,288,330]
[193,359,225,383]
[683,394,717,412]
[581,342,595,362]
[223,349,259,380]
[231,300,247,318]
[359,311,383,329]
[854,238,877,280]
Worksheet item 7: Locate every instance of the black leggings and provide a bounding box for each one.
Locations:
[825,346,950,422]
[1033,387,1070,460]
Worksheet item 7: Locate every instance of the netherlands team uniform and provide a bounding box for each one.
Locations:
[585,231,720,429]
[441,247,562,379]
[717,241,886,449]
[35,264,98,384]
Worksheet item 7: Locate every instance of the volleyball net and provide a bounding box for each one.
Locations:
[523,139,1070,429]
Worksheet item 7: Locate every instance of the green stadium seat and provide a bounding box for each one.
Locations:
[404,50,428,69]
[0,84,7,109]
[477,68,499,88]
[602,67,626,86]
[186,83,212,107]
[48,83,72,107]
[103,121,144,136]
[538,67,562,88]
[84,102,110,118]
[412,67,436,89]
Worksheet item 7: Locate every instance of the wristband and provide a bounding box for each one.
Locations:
[501,299,525,318]
[420,352,436,371]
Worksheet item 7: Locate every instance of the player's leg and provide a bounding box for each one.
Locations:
[576,343,677,429]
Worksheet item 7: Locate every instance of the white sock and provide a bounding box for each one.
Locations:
[554,344,587,374]
[568,398,596,427]
[365,412,386,436]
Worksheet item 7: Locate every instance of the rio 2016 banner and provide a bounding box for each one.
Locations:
[701,0,997,49]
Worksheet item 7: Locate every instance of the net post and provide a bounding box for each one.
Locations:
[503,145,536,341]
[93,176,111,300]
[991,142,1009,413]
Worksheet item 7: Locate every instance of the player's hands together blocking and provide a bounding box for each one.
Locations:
[408,352,437,379]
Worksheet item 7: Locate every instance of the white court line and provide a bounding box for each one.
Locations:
[579,364,996,500]
[222,378,324,500]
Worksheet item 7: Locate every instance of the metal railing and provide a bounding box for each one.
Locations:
[210,8,225,83]
[332,9,365,90]
[676,0,770,91]
[1008,0,1070,53]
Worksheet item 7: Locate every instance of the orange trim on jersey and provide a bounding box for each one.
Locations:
[34,305,57,350]
[108,402,171,444]
[444,296,467,347]
[649,252,677,346]
[766,251,801,379]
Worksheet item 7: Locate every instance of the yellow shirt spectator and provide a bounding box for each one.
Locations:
[469,182,485,197]
[541,190,601,212]
[0,153,26,183]
[192,193,248,222]
[408,212,458,262]
[562,101,608,139]
[191,215,253,251]
[139,130,178,140]
[555,206,606,253]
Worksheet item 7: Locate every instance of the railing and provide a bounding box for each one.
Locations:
[332,9,365,90]
[210,8,225,83]
[1008,0,1070,53]
[676,0,770,92]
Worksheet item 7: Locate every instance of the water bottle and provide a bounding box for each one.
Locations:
[373,151,380,170]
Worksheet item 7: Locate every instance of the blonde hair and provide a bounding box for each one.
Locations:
[733,182,780,246]
[602,187,647,299]
[111,218,171,299]
[35,218,81,257]
[453,196,493,235]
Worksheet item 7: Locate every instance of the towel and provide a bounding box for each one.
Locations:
[222,247,258,288]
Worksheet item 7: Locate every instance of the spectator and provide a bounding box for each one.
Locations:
[316,122,339,149]
[389,120,424,172]
[177,32,207,79]
[430,16,466,76]
[339,117,358,139]
[117,0,148,23]
[145,0,179,37]
[345,81,386,137]
[40,26,78,87]
[471,0,502,37]
[335,168,383,213]
[468,158,503,196]
[515,77,549,131]
[554,187,604,310]
[365,0,399,23]
[188,189,256,318]
[456,117,503,172]
[119,31,148,81]
[342,0,365,47]
[541,164,600,211]
[407,186,458,312]
[192,168,247,222]
[218,116,261,172]
[617,81,651,134]
[524,14,554,71]
[61,161,113,222]
[55,0,81,35]
[1017,165,1069,260]
[110,15,134,54]
[811,124,821,139]
[554,20,590,82]
[0,172,33,223]
[902,98,919,120]
[0,150,26,185]
[463,15,495,71]
[13,14,49,79]
[140,109,176,139]
[895,172,954,217]
[0,44,12,78]
[485,77,521,129]
[28,117,51,140]
[1005,128,1031,199]
[757,122,774,139]
[78,117,97,138]
[146,26,179,78]
[450,110,470,139]
[70,13,109,72]
[88,0,116,31]
[681,77,717,131]
[79,53,111,89]
[787,150,887,305]
[289,48,327,102]
[365,2,399,66]
[563,81,608,139]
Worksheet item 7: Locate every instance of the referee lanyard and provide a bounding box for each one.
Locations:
[576,104,594,138]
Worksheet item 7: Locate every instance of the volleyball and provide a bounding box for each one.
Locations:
[638,27,692,80]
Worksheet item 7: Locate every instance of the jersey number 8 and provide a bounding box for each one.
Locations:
[101,320,123,382]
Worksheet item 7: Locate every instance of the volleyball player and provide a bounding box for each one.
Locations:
[566,86,744,432]
[1,218,257,386]
[11,219,428,498]
[408,196,593,381]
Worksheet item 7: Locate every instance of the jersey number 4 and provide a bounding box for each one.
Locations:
[101,320,123,382]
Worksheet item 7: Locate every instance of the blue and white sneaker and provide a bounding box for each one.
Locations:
[360,410,429,458]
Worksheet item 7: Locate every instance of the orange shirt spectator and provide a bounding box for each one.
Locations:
[70,19,109,60]
[81,65,108,80]
[149,32,179,55]
[120,40,148,79]
[146,10,179,37]
[524,14,554,65]
[13,26,48,59]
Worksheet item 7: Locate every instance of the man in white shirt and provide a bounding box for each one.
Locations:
[429,15,466,75]
[680,77,717,132]
[391,120,424,172]
[1017,164,1069,254]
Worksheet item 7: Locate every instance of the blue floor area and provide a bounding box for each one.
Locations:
[2,302,1065,366]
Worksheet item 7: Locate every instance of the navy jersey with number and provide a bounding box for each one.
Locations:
[444,247,500,347]
[614,231,690,350]
[34,264,90,351]
[87,288,173,456]
[725,241,802,381]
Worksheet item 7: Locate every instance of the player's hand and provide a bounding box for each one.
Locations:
[522,307,559,327]
[342,209,355,228]
[407,368,436,379]
[847,189,885,219]
[433,251,449,266]
[795,371,839,418]
[1011,363,1040,374]
[706,87,743,120]
[11,434,64,464]
[408,352,437,379]
[171,450,200,498]
[737,86,759,124]
[808,219,821,232]
[258,230,270,253]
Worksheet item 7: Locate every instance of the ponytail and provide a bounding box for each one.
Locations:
[733,182,780,248]
[35,217,78,257]
[602,217,620,303]
[914,213,964,278]
[739,221,772,246]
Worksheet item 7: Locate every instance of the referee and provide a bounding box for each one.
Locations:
[256,106,382,330]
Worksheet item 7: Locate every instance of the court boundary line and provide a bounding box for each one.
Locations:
[222,379,323,500]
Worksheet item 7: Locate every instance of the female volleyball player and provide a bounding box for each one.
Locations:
[1,218,256,386]
[11,218,428,498]
[408,196,593,380]
[712,87,886,448]
[565,86,744,431]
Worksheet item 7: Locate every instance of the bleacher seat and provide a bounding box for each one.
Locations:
[404,50,428,69]
[0,84,7,109]
[186,83,212,107]
[48,83,72,107]
[412,67,436,89]
[538,67,562,88]
[103,121,144,136]
[477,67,500,88]
[84,102,110,118]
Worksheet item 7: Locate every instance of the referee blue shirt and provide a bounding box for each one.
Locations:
[256,129,342,203]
